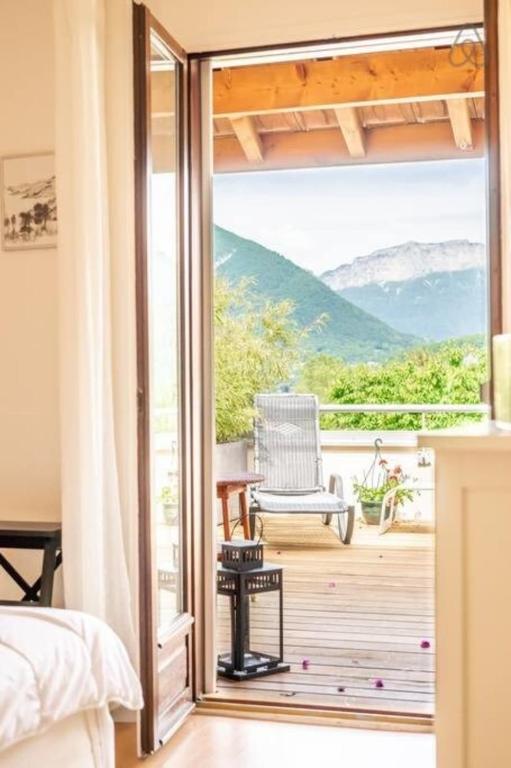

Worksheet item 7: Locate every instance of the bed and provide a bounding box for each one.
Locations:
[0,606,143,767]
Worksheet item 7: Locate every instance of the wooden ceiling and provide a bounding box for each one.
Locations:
[212,43,485,172]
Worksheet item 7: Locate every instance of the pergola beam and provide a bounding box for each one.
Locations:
[229,116,264,163]
[334,107,366,158]
[213,45,484,118]
[214,120,485,173]
[446,98,473,150]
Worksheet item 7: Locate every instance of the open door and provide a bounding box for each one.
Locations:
[133,3,196,753]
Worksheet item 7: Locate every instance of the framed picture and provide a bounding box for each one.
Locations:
[1,153,57,250]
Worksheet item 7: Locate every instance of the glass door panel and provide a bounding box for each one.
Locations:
[134,4,194,753]
[148,32,182,632]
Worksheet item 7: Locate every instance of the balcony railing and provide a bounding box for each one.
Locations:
[318,402,490,447]
[155,402,490,448]
[319,403,489,415]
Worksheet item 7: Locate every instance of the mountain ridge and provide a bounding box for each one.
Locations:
[341,266,487,341]
[214,225,418,362]
[321,240,485,291]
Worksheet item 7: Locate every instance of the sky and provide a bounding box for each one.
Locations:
[213,158,486,275]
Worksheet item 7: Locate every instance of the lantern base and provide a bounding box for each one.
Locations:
[217,651,290,680]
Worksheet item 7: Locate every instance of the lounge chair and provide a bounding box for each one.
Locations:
[249,394,355,544]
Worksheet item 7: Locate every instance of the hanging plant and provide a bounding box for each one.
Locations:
[353,439,416,525]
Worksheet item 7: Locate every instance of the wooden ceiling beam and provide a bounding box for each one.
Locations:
[446,98,473,150]
[213,45,484,118]
[214,120,485,173]
[229,116,264,163]
[334,107,366,158]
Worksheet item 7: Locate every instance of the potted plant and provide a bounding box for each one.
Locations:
[353,440,415,525]
[159,485,179,525]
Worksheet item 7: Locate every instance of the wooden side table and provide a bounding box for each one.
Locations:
[0,521,62,606]
[216,472,264,541]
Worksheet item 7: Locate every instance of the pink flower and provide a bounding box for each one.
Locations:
[374,679,384,689]
[420,640,431,649]
[379,459,388,466]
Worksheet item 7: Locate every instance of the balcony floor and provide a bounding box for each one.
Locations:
[216,517,434,716]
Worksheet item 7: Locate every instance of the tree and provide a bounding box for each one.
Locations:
[215,278,308,443]
[296,353,345,403]
[33,202,50,232]
[305,338,488,431]
[18,210,33,239]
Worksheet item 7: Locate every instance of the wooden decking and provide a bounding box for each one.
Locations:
[216,517,434,716]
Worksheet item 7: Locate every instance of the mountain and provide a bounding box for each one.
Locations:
[6,175,56,201]
[340,267,487,341]
[321,240,485,292]
[214,226,418,362]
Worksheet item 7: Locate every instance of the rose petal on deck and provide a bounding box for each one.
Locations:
[420,640,431,649]
[375,679,384,689]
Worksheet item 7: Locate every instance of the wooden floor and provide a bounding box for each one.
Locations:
[115,716,435,767]
[216,517,435,716]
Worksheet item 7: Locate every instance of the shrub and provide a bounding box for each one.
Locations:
[214,278,308,443]
[298,338,488,431]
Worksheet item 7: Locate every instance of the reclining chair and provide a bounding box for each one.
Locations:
[249,394,355,544]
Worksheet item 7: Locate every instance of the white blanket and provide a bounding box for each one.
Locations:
[0,607,143,752]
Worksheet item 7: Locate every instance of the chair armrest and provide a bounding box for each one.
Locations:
[329,473,345,499]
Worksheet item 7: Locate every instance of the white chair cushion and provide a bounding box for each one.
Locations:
[252,490,347,514]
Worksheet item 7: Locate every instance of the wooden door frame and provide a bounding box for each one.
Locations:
[188,57,218,698]
[484,0,502,414]
[190,8,503,721]
[133,3,195,752]
[133,6,153,748]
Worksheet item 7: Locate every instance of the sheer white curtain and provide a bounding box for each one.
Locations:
[54,0,137,657]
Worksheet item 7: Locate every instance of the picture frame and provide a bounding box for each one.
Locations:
[1,152,57,251]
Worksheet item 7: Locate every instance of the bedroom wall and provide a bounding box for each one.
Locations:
[0,1,61,599]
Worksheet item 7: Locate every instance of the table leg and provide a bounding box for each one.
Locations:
[239,490,251,539]
[27,552,62,602]
[40,541,58,606]
[0,553,33,598]
[221,496,231,541]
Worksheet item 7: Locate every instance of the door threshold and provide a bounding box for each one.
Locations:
[197,694,434,733]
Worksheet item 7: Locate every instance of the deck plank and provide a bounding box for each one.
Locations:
[216,520,435,716]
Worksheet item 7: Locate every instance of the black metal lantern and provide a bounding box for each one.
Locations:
[217,540,290,680]
[221,539,264,571]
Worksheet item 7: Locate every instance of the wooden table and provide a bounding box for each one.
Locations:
[216,472,264,541]
[0,521,62,606]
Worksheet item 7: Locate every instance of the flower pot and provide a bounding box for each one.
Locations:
[360,501,382,526]
[215,439,249,476]
[162,502,178,526]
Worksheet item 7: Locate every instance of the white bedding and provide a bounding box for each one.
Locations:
[0,707,114,768]
[0,607,143,753]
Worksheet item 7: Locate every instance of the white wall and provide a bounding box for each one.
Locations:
[0,0,60,598]
[146,0,483,52]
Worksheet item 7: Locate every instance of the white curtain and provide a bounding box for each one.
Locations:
[54,0,137,657]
